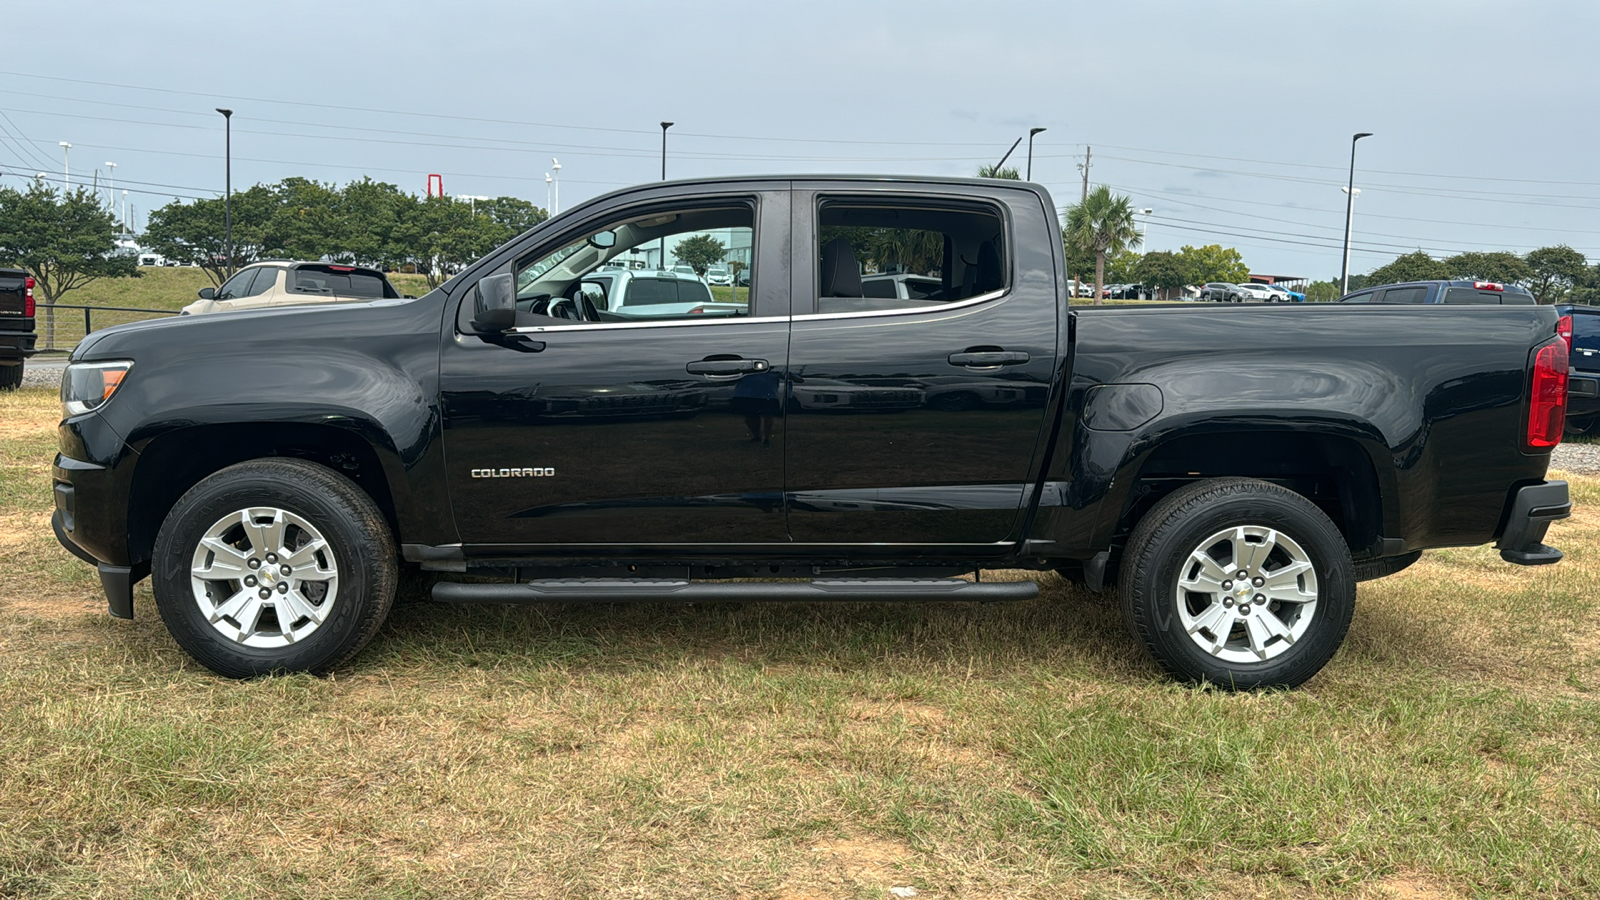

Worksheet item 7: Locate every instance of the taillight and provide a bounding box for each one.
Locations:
[1474,281,1504,291]
[1557,314,1573,354]
[23,276,34,318]
[687,306,705,314]
[1526,339,1568,449]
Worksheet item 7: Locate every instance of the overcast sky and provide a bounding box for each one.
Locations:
[4,0,1595,280]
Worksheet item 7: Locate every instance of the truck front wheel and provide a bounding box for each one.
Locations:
[151,458,398,678]
[1119,478,1355,689]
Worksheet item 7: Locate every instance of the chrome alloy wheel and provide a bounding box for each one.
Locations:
[1175,525,1319,664]
[189,507,340,649]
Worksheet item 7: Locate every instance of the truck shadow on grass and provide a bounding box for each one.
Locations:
[358,573,1156,683]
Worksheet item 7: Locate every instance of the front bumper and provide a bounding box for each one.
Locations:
[1495,480,1570,565]
[53,509,143,619]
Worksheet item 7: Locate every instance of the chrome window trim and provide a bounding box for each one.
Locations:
[793,288,1009,323]
[509,314,790,334]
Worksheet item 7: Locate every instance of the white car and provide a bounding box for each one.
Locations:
[860,273,942,300]
[1233,283,1280,303]
[580,269,744,319]
[706,266,731,286]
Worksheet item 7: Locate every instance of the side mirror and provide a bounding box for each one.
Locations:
[471,273,517,333]
[197,287,215,300]
[588,230,617,249]
[578,279,609,309]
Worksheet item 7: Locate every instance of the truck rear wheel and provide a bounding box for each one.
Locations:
[151,458,397,678]
[0,362,22,391]
[1119,478,1355,689]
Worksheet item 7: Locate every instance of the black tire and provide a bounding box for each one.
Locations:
[1353,550,1422,582]
[1120,477,1356,690]
[1566,415,1596,436]
[0,362,22,391]
[151,458,398,678]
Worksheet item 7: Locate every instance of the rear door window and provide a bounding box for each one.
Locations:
[1573,314,1600,364]
[1380,285,1428,304]
[1441,287,1504,304]
[1340,290,1379,303]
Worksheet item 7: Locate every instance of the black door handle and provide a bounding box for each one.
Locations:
[948,349,1029,368]
[686,357,770,377]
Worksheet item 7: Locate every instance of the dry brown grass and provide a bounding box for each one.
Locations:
[1,385,1597,898]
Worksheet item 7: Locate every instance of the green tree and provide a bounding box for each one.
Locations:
[1365,250,1449,287]
[480,196,548,235]
[262,177,342,262]
[977,165,1021,179]
[1134,250,1189,299]
[1105,248,1141,284]
[1064,185,1142,305]
[0,184,138,348]
[672,234,727,276]
[1524,244,1588,304]
[331,177,412,268]
[1303,280,1343,302]
[1176,243,1248,285]
[1443,251,1530,285]
[144,184,276,285]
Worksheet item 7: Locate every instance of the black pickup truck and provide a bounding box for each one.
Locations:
[0,267,37,389]
[52,176,1573,688]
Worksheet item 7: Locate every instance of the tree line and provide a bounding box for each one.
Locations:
[1333,246,1596,304]
[143,178,548,289]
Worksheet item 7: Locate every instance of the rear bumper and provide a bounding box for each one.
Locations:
[1495,480,1570,565]
[0,328,37,359]
[1569,374,1600,420]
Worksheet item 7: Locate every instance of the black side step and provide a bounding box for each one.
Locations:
[431,578,1039,605]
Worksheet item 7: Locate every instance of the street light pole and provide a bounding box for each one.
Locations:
[58,142,71,191]
[216,108,234,277]
[660,121,673,180]
[659,122,673,268]
[550,158,560,214]
[1339,132,1373,296]
[104,161,116,217]
[1026,127,1046,180]
[545,172,552,215]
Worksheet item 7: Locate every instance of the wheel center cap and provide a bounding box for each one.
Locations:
[259,568,277,586]
[1235,582,1253,599]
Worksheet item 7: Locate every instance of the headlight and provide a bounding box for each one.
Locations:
[61,361,133,417]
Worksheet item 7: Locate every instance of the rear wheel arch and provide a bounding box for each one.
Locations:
[1111,428,1391,561]
[127,423,402,566]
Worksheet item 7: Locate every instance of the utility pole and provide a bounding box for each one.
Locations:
[1079,145,1091,202]
[105,161,116,216]
[58,142,71,191]
[550,158,560,214]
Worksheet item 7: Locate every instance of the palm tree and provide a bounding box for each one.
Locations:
[1064,186,1141,305]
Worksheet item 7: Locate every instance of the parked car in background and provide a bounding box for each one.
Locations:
[706,266,732,286]
[1557,304,1599,434]
[0,267,37,390]
[1199,282,1244,302]
[1244,283,1301,302]
[1336,280,1537,305]
[182,262,402,315]
[1233,283,1279,303]
[669,264,702,282]
[137,253,165,267]
[578,268,745,320]
[861,273,942,300]
[735,268,751,287]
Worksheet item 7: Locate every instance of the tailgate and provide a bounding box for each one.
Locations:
[0,271,29,320]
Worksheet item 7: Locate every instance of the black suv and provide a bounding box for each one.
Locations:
[1557,305,1599,434]
[1337,280,1536,305]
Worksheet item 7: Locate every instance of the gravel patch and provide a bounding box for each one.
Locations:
[21,365,60,390]
[1552,440,1600,475]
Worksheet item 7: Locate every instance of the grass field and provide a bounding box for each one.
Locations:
[0,385,1597,898]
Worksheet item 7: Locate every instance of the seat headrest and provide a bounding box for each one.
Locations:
[975,240,1003,294]
[820,237,862,298]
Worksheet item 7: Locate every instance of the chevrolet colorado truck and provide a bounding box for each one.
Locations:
[52,176,1572,688]
[0,267,37,389]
